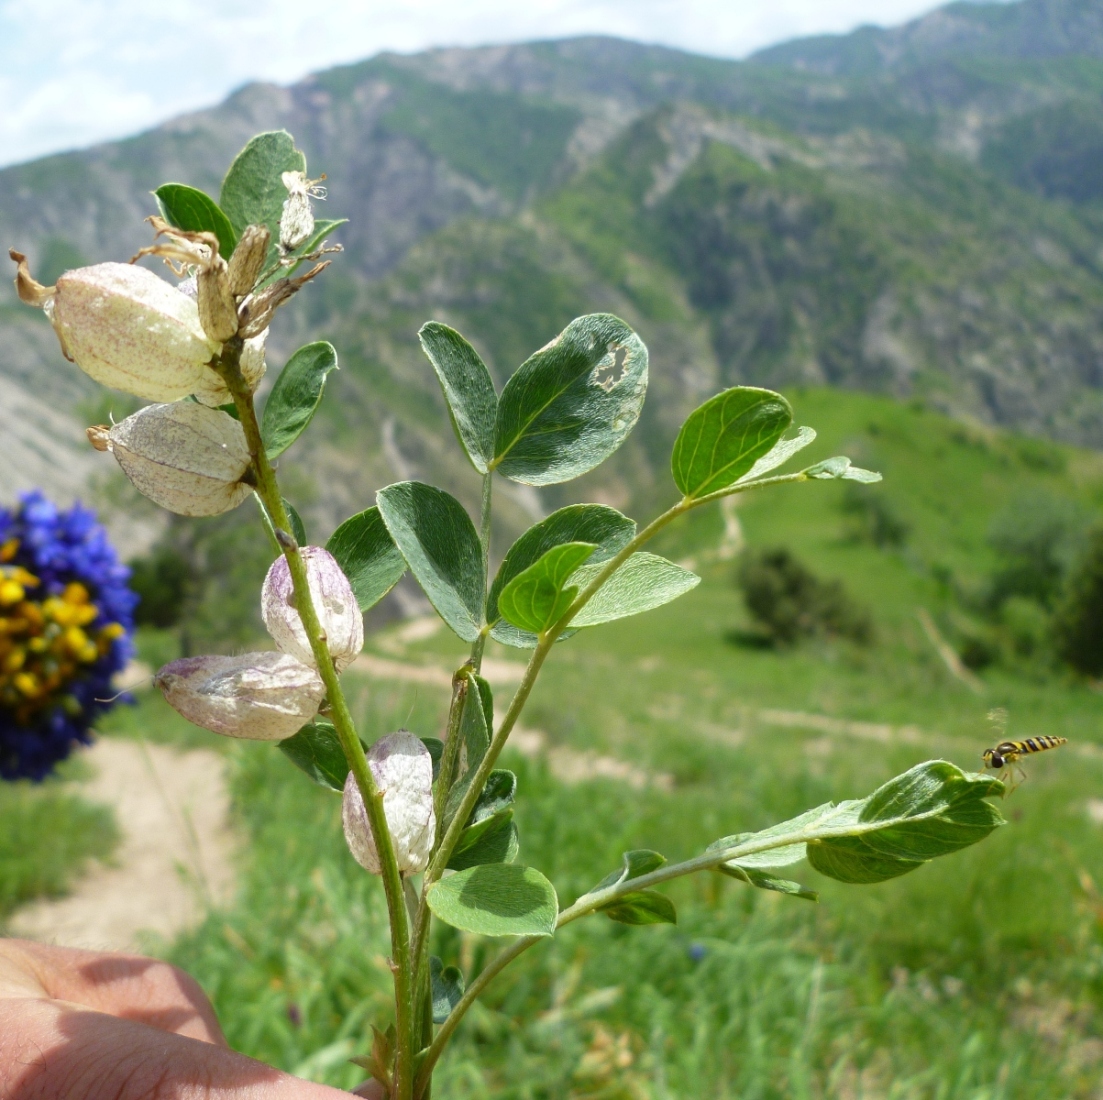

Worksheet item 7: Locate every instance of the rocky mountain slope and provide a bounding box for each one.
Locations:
[5,0,1103,542]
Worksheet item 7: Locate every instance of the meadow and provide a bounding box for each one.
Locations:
[9,387,1103,1098]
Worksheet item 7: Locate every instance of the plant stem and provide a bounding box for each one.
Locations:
[216,339,416,1099]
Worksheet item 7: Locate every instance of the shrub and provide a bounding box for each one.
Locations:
[1053,525,1103,676]
[840,482,909,548]
[737,547,872,646]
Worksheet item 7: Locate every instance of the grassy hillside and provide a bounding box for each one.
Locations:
[90,388,1103,1097]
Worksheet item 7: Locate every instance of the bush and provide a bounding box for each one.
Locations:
[840,483,909,548]
[129,545,190,629]
[1053,525,1103,676]
[736,547,872,646]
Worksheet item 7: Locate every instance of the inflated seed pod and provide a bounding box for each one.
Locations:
[342,732,436,875]
[262,546,364,672]
[192,328,268,407]
[88,401,253,516]
[155,651,325,741]
[16,256,223,401]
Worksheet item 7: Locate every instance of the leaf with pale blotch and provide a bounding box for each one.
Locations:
[427,863,558,937]
[493,314,647,486]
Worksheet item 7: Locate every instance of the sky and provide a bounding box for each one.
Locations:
[0,0,961,168]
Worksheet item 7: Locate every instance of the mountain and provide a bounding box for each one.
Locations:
[5,0,1103,550]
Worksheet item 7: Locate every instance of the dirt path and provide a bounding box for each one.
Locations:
[8,737,236,952]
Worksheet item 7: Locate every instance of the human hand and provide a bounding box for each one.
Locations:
[0,939,361,1098]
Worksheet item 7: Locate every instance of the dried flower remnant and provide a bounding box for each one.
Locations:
[279,171,326,252]
[88,402,254,517]
[0,492,135,780]
[227,224,271,297]
[262,547,364,671]
[155,651,325,741]
[10,251,221,401]
[342,732,436,875]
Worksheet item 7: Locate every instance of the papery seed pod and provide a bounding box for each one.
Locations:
[262,546,364,671]
[193,328,268,407]
[280,171,325,252]
[342,732,435,874]
[227,224,271,297]
[46,261,221,400]
[156,651,325,741]
[197,258,238,343]
[92,401,253,516]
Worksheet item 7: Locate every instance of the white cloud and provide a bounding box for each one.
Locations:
[0,0,948,167]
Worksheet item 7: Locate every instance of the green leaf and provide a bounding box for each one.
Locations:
[261,342,339,460]
[327,507,407,612]
[718,863,819,901]
[492,314,648,486]
[600,890,677,926]
[420,737,444,780]
[284,499,307,547]
[430,957,465,1025]
[569,553,700,627]
[279,720,353,791]
[738,426,817,482]
[489,504,636,648]
[154,184,238,258]
[710,762,1004,887]
[671,387,793,499]
[426,864,558,937]
[594,849,667,892]
[376,482,485,642]
[419,322,498,474]
[498,542,596,634]
[471,770,516,822]
[460,673,491,775]
[219,130,305,242]
[804,456,883,483]
[474,675,493,745]
[448,808,519,871]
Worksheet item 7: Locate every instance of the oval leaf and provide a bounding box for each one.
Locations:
[278,719,351,791]
[327,506,407,612]
[420,322,498,473]
[498,542,596,635]
[154,184,238,258]
[430,958,465,1025]
[262,342,338,459]
[376,482,485,642]
[672,387,793,499]
[493,314,648,486]
[426,863,558,937]
[600,890,677,926]
[220,130,306,241]
[447,809,520,871]
[570,553,700,627]
[490,504,636,648]
[738,426,816,483]
[718,864,819,901]
[593,849,667,892]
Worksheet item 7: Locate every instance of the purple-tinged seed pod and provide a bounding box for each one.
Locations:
[262,547,364,672]
[342,732,435,875]
[155,652,325,741]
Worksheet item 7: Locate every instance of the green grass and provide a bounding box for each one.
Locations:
[0,764,119,919]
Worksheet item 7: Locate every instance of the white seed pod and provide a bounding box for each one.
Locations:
[155,652,325,741]
[193,328,268,407]
[50,263,221,400]
[262,546,364,671]
[93,401,253,516]
[342,732,435,875]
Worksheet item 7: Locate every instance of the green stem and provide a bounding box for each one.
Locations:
[216,340,416,1100]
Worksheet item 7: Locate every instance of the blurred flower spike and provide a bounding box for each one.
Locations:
[0,491,136,781]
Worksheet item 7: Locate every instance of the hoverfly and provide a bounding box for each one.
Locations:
[981,708,1067,795]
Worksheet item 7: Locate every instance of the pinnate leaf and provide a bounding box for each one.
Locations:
[154,184,237,258]
[262,342,338,459]
[569,553,699,627]
[672,387,792,498]
[326,506,406,612]
[493,314,647,486]
[426,863,558,937]
[498,542,596,634]
[376,482,485,642]
[420,322,498,473]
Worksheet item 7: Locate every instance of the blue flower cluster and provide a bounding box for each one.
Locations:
[0,491,137,780]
